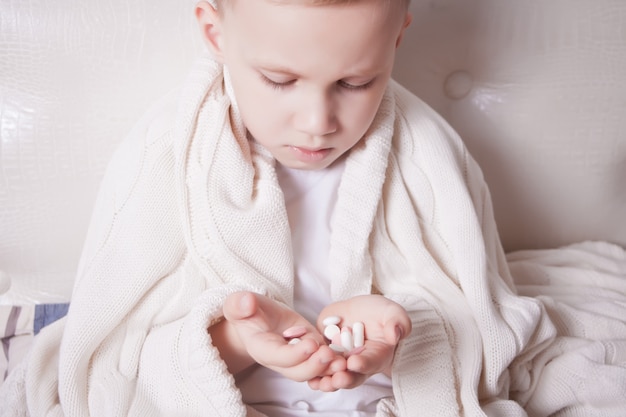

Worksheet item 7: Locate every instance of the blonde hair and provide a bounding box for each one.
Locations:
[216,0,410,14]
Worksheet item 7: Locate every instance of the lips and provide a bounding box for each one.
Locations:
[289,145,332,163]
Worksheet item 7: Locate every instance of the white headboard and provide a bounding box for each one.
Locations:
[0,1,202,302]
[1,0,625,303]
[394,0,626,252]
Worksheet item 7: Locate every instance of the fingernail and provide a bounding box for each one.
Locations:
[395,326,403,343]
[282,326,307,338]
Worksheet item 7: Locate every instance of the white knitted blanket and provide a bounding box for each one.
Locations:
[1,54,626,417]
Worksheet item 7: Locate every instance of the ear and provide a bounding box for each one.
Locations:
[396,12,413,48]
[195,1,225,62]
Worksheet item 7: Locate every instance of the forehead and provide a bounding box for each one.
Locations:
[219,0,406,43]
[220,0,404,75]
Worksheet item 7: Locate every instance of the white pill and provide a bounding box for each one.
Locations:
[288,338,302,345]
[329,343,346,353]
[322,316,341,326]
[340,327,353,351]
[323,324,341,340]
[353,322,365,347]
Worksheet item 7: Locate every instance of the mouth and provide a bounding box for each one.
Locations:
[289,146,332,162]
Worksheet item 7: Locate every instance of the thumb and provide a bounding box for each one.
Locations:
[383,316,412,346]
[223,291,258,321]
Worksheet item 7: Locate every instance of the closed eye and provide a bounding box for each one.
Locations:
[260,73,375,92]
[337,79,376,92]
[260,74,296,90]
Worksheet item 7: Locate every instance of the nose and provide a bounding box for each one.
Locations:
[294,91,337,137]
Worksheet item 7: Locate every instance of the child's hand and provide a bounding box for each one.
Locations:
[308,295,412,392]
[222,291,340,382]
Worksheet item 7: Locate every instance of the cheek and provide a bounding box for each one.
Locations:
[231,80,282,137]
[340,93,385,136]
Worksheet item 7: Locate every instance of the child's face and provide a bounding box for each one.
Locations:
[197,0,411,170]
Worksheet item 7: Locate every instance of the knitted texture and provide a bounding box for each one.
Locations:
[2,53,626,416]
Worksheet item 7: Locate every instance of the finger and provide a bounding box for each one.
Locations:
[317,370,365,391]
[305,355,347,390]
[346,351,373,374]
[250,336,321,369]
[223,291,258,322]
[307,377,322,391]
[335,371,368,390]
[313,354,347,378]
[282,326,308,339]
[272,345,338,382]
[383,317,411,346]
[345,341,393,375]
[383,324,402,346]
[384,305,412,344]
[312,374,339,392]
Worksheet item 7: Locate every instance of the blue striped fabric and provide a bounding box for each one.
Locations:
[34,304,70,334]
[1,303,69,381]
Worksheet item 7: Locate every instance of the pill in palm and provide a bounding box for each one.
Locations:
[288,337,302,345]
[323,324,341,340]
[322,316,341,326]
[352,322,365,347]
[340,327,353,351]
[321,316,367,354]
[329,343,346,353]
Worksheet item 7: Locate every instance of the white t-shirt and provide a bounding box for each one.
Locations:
[237,158,393,416]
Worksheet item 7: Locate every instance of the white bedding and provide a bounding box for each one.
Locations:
[505,241,626,414]
[2,242,625,415]
[1,304,69,383]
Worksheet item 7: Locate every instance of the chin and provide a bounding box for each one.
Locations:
[279,158,334,171]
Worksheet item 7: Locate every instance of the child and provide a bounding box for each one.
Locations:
[3,0,626,416]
